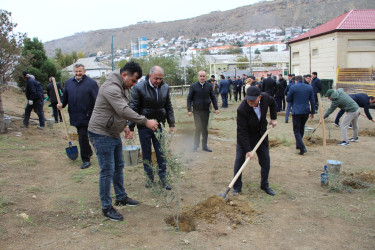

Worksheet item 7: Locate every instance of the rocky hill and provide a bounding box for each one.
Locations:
[44,0,375,56]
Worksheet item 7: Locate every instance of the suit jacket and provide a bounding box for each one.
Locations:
[236,92,277,153]
[286,81,315,115]
[262,77,277,96]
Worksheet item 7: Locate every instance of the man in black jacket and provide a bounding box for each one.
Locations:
[262,73,277,96]
[46,76,63,123]
[22,71,46,129]
[129,65,175,190]
[232,86,277,196]
[187,71,219,152]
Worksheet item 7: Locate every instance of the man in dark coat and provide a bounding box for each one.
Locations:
[232,86,277,196]
[129,65,175,190]
[22,71,46,129]
[46,76,64,123]
[261,73,277,96]
[286,75,315,155]
[278,74,287,111]
[311,72,322,111]
[187,71,219,152]
[58,64,99,169]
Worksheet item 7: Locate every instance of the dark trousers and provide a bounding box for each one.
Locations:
[229,87,232,100]
[237,89,242,101]
[334,109,345,125]
[314,93,319,111]
[138,127,166,180]
[51,103,62,122]
[23,99,45,127]
[221,93,228,108]
[275,96,282,112]
[233,136,270,192]
[292,114,309,150]
[282,96,286,110]
[193,110,209,148]
[76,126,92,163]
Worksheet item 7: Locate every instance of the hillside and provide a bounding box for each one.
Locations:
[44,0,375,56]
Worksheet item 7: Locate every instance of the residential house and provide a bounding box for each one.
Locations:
[64,57,112,79]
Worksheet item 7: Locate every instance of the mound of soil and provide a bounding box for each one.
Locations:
[165,196,259,232]
[304,137,339,146]
[358,129,375,137]
[269,139,283,148]
[68,133,79,141]
[342,178,372,189]
[215,117,235,121]
[344,170,375,184]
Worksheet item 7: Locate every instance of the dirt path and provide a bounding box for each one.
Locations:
[1,88,374,249]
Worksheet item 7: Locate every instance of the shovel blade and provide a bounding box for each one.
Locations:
[66,145,78,160]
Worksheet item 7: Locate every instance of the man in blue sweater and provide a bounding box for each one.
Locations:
[311,72,322,111]
[58,64,99,169]
[286,75,315,155]
[219,75,230,108]
[334,94,375,126]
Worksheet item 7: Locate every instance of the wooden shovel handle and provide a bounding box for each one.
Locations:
[52,78,72,144]
[228,127,272,189]
[317,94,327,165]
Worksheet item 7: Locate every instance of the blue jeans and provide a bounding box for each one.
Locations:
[23,99,45,127]
[285,102,292,122]
[88,131,126,209]
[138,127,166,180]
[221,93,228,108]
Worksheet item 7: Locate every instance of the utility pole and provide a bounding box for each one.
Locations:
[308,18,314,74]
[249,46,252,75]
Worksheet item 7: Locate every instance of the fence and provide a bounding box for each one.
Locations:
[336,66,375,96]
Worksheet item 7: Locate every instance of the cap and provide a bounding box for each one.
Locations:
[245,86,261,101]
[326,89,334,97]
[211,75,215,78]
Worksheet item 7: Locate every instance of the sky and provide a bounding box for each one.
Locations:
[2,0,263,42]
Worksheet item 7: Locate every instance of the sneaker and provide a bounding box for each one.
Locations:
[338,141,349,146]
[348,137,358,142]
[115,196,139,206]
[37,125,45,130]
[231,190,241,196]
[349,124,353,129]
[332,123,340,127]
[102,207,123,221]
[159,180,172,190]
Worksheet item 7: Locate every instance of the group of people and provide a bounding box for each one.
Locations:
[21,63,373,222]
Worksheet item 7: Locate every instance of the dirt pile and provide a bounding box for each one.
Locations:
[269,139,283,148]
[344,170,375,185]
[304,137,339,146]
[165,196,259,232]
[358,129,375,137]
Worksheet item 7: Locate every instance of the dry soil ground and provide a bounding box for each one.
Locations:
[1,87,375,249]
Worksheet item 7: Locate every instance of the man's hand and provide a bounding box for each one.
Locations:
[245,151,255,160]
[169,127,175,134]
[269,119,277,128]
[28,100,33,105]
[57,103,62,110]
[124,126,133,139]
[188,112,193,117]
[371,119,375,123]
[309,114,314,120]
[215,110,219,115]
[145,119,158,131]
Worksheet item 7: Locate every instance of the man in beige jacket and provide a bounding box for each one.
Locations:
[88,62,158,222]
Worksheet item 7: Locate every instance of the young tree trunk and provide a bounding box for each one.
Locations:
[0,92,6,134]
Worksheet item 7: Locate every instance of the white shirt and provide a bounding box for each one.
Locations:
[253,102,261,120]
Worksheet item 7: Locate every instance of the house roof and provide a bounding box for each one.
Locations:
[288,9,375,44]
[64,57,111,71]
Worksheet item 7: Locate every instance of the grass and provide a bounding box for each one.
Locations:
[0,196,13,214]
[71,167,98,183]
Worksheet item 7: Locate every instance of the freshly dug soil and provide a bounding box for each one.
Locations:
[358,129,375,137]
[304,137,340,146]
[165,195,259,232]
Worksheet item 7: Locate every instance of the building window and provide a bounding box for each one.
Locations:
[312,49,318,56]
[292,52,299,58]
[348,39,375,47]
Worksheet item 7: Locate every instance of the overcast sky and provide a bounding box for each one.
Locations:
[2,0,263,42]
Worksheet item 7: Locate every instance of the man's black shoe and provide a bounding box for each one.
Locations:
[192,146,198,151]
[80,162,91,169]
[160,180,172,190]
[261,186,275,196]
[231,190,241,196]
[298,148,307,155]
[115,196,139,206]
[102,207,123,221]
[202,147,212,152]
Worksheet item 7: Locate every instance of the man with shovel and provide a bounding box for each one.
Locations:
[232,86,277,196]
[88,62,158,222]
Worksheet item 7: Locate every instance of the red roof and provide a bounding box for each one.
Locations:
[288,9,375,44]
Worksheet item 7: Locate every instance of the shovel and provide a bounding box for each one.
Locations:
[306,121,321,141]
[218,127,272,199]
[52,78,78,160]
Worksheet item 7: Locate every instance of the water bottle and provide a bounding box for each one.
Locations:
[321,165,329,186]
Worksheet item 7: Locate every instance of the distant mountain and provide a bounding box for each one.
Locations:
[44,0,375,56]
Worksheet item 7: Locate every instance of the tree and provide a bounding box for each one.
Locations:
[186,53,209,83]
[0,10,26,133]
[236,56,249,69]
[19,37,61,89]
[54,48,85,69]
